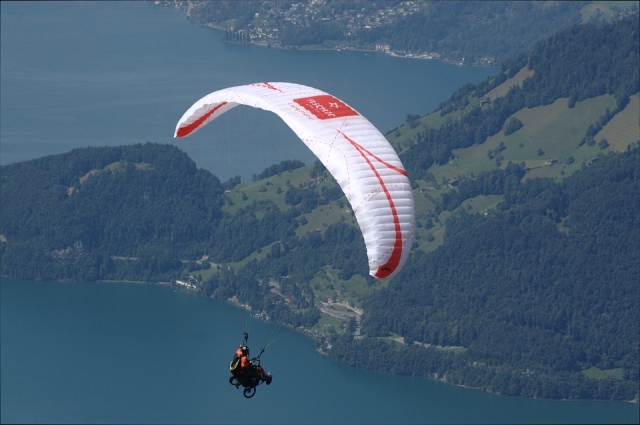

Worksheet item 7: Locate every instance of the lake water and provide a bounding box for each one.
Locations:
[1,2,638,424]
[1,1,494,182]
[2,278,638,425]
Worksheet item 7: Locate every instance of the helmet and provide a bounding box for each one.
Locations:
[241,346,248,354]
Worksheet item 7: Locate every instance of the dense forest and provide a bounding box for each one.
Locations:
[330,148,639,400]
[0,145,320,283]
[0,144,223,282]
[2,11,639,401]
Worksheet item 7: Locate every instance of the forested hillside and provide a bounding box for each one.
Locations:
[166,0,638,65]
[330,13,639,400]
[0,144,224,282]
[330,148,639,400]
[351,1,587,64]
[399,13,639,179]
[2,10,638,401]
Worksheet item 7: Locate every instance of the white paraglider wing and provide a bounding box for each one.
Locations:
[175,82,414,279]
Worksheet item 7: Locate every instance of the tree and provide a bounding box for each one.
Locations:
[504,117,523,135]
[598,139,609,149]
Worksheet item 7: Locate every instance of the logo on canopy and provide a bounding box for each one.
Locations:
[293,95,359,120]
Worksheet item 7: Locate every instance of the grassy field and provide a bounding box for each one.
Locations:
[582,366,624,380]
[309,266,384,310]
[514,96,616,160]
[435,346,468,354]
[221,165,363,239]
[459,194,503,214]
[426,94,621,184]
[596,94,640,151]
[221,165,313,215]
[580,1,639,23]
[294,201,356,237]
[484,66,535,101]
[375,335,469,354]
[190,240,279,282]
[315,313,346,335]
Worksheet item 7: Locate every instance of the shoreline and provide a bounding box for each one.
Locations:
[173,279,639,404]
[5,275,638,403]
[199,22,493,68]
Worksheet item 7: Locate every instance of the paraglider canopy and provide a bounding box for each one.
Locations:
[175,82,415,279]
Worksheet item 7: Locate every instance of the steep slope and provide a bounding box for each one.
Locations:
[334,147,639,400]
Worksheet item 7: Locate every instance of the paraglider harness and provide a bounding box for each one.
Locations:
[229,332,272,398]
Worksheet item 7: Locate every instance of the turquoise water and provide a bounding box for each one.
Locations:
[2,278,638,424]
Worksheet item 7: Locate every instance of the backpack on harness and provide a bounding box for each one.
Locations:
[230,353,244,379]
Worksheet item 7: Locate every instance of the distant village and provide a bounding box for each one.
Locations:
[157,1,443,59]
[226,1,427,45]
